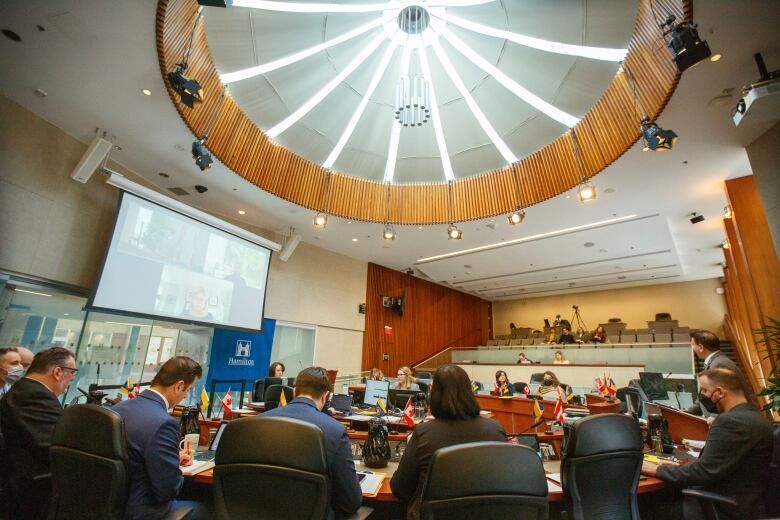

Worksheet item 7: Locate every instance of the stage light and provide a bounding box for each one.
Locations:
[689,212,704,224]
[383,224,397,240]
[641,117,678,151]
[664,16,712,72]
[723,205,733,218]
[191,137,212,170]
[721,239,730,249]
[447,223,463,240]
[168,63,204,108]
[507,209,525,225]
[313,212,328,228]
[577,182,597,202]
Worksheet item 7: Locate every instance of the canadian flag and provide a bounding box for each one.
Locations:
[221,388,233,416]
[130,384,141,399]
[553,387,565,423]
[403,398,415,428]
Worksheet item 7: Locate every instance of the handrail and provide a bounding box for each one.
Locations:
[410,331,483,369]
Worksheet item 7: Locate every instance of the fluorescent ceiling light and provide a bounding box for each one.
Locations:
[14,288,52,297]
[418,45,454,181]
[323,40,398,168]
[439,27,579,128]
[437,12,627,62]
[428,0,497,6]
[416,214,640,263]
[221,16,390,83]
[267,32,387,138]
[232,0,398,13]
[383,44,412,183]
[430,39,517,163]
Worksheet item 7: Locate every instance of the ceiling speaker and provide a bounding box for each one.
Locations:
[279,234,302,262]
[70,135,114,183]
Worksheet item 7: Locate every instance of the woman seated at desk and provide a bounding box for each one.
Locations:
[390,364,506,518]
[391,366,420,391]
[536,370,575,402]
[368,367,385,381]
[490,370,515,396]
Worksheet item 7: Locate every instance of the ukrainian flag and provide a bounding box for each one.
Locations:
[280,389,288,407]
[199,387,209,413]
[533,399,544,420]
[376,397,387,417]
[120,376,134,396]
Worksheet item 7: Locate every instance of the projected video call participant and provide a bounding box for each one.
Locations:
[181,288,214,322]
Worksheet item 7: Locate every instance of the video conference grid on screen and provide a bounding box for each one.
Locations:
[90,192,271,330]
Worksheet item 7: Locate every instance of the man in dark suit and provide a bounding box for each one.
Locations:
[112,356,204,520]
[643,368,773,520]
[686,331,741,417]
[0,346,77,519]
[263,366,362,518]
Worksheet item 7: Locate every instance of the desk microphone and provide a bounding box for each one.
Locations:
[518,418,547,434]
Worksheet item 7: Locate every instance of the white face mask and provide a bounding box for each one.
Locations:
[5,365,25,384]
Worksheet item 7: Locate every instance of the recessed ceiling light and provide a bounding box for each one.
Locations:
[238,210,246,215]
[710,53,722,62]
[63,313,70,316]
[142,89,152,96]
[418,226,423,230]
[351,238,359,242]
[347,221,352,224]
[565,195,571,199]
[584,242,595,248]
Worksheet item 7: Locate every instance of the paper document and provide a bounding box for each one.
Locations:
[546,472,561,484]
[357,471,384,496]
[180,459,214,476]
[546,480,562,493]
[683,439,706,450]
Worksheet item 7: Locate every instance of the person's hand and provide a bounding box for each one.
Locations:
[179,449,193,467]
[706,416,715,427]
[641,460,658,477]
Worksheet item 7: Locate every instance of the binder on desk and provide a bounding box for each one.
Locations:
[357,471,385,497]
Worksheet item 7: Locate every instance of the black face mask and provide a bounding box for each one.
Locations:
[698,391,720,413]
[542,379,553,386]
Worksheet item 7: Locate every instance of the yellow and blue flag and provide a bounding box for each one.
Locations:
[280,389,288,407]
[533,399,544,420]
[376,397,387,417]
[199,387,209,413]
[120,376,134,396]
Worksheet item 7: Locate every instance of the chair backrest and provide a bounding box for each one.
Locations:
[252,379,266,402]
[486,339,499,346]
[49,404,128,520]
[263,385,294,411]
[513,382,529,395]
[420,442,548,520]
[561,414,643,520]
[416,371,432,380]
[655,312,672,321]
[529,373,544,384]
[516,434,541,456]
[214,417,330,520]
[418,381,430,394]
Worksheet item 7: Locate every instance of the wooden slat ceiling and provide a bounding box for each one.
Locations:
[156,0,688,225]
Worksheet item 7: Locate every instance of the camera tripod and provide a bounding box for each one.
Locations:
[569,305,589,333]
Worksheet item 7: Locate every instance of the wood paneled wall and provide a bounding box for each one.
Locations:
[362,263,490,373]
[157,0,688,224]
[721,175,780,401]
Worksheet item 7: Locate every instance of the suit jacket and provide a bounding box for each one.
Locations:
[656,402,773,520]
[263,397,362,517]
[112,390,183,520]
[686,351,741,416]
[0,377,62,479]
[390,416,506,519]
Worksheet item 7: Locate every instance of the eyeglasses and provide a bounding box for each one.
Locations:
[59,366,79,374]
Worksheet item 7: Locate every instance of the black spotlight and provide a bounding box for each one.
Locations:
[641,117,678,152]
[192,137,212,171]
[663,16,711,72]
[167,63,204,108]
[689,212,705,224]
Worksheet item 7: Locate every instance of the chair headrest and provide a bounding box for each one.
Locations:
[564,414,643,458]
[52,404,127,460]
[424,442,547,500]
[216,416,327,473]
[264,384,294,401]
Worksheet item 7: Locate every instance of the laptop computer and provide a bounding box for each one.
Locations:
[331,394,353,414]
[193,421,228,462]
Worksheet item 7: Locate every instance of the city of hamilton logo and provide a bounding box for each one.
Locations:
[229,339,254,366]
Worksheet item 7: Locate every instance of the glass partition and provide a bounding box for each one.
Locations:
[269,322,316,376]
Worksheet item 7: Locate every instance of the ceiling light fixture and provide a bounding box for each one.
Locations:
[231,0,398,13]
[167,10,206,108]
[723,205,733,218]
[435,12,627,61]
[721,239,730,249]
[142,89,152,96]
[383,224,397,240]
[571,129,596,202]
[689,212,704,224]
[447,224,463,240]
[710,53,722,62]
[446,181,463,239]
[382,182,397,240]
[383,43,412,183]
[13,288,52,297]
[418,45,454,181]
[238,210,246,215]
[507,210,525,225]
[507,165,526,225]
[623,63,678,152]
[191,87,228,171]
[313,170,332,228]
[657,10,712,72]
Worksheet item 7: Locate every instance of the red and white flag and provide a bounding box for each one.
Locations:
[553,387,565,423]
[131,384,141,398]
[221,388,233,416]
[522,384,530,395]
[403,398,415,428]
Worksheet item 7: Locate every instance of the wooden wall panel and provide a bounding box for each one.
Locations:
[362,263,490,373]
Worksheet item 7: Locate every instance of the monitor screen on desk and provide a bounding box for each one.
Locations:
[264,377,293,388]
[639,372,669,401]
[364,380,389,406]
[389,389,422,409]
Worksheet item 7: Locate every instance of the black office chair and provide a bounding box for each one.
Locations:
[213,417,333,520]
[513,382,529,395]
[560,414,644,520]
[529,373,544,385]
[416,371,432,379]
[516,434,541,457]
[417,381,429,394]
[420,442,548,520]
[252,379,266,402]
[681,489,738,520]
[49,404,192,520]
[263,384,294,411]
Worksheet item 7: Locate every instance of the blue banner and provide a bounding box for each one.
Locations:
[205,319,276,392]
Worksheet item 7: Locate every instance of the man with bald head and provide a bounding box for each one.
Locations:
[16,346,34,371]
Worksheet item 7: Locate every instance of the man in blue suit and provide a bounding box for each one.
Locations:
[113,356,204,520]
[263,366,363,517]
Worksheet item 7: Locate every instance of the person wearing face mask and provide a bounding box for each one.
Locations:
[0,347,25,398]
[685,331,741,419]
[0,347,77,520]
[536,370,575,402]
[112,356,206,520]
[642,368,773,520]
